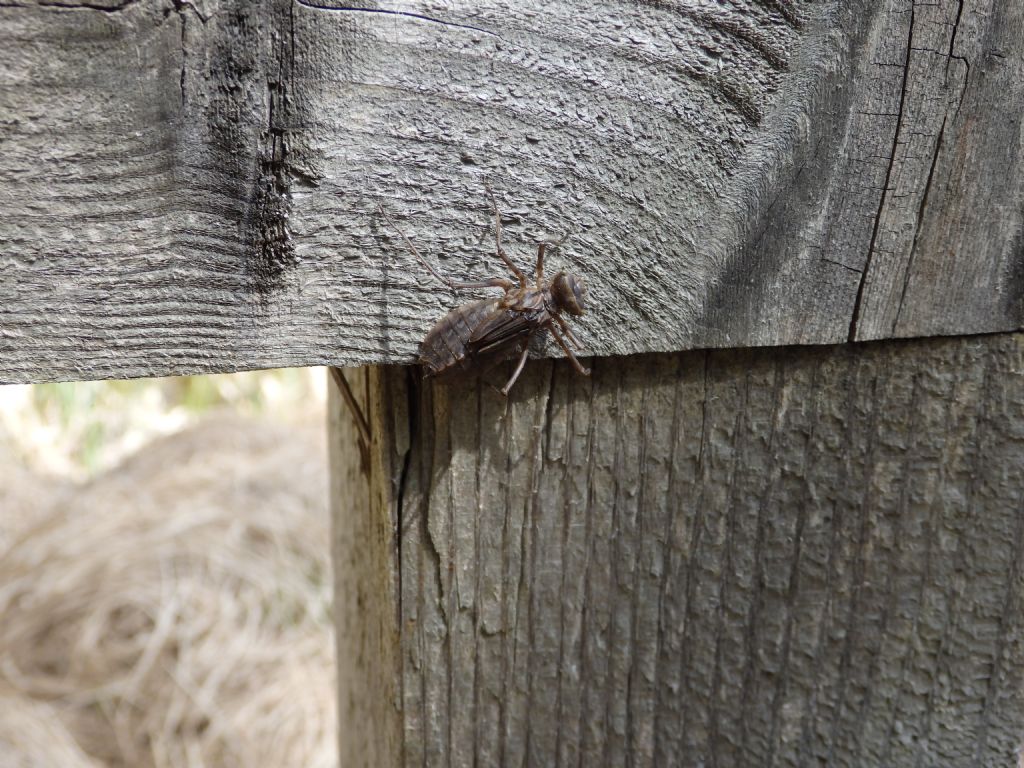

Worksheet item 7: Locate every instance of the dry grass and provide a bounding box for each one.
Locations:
[0,405,336,767]
[0,690,101,768]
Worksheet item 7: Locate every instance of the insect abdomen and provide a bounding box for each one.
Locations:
[418,298,499,377]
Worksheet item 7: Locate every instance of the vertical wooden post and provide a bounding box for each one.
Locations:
[331,334,1024,766]
[329,367,402,766]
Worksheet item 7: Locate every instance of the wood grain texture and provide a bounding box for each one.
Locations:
[1,0,1021,383]
[329,366,402,767]
[332,332,1024,766]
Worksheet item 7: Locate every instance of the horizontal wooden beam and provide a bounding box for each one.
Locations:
[1,0,1022,383]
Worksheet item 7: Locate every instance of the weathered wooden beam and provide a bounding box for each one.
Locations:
[2,0,1022,384]
[330,332,1024,767]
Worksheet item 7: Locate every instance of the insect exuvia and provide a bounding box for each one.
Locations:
[379,187,590,395]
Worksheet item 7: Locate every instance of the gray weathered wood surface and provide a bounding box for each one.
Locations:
[331,332,1024,767]
[3,0,1022,384]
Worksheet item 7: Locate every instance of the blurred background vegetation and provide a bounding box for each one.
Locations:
[0,369,336,768]
[0,368,326,480]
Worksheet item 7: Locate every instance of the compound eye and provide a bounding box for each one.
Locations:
[571,277,587,314]
[556,274,585,316]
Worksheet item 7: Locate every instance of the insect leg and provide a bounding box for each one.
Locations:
[550,325,591,376]
[451,277,516,290]
[554,314,581,348]
[484,182,529,287]
[535,231,569,287]
[378,204,460,289]
[500,345,530,396]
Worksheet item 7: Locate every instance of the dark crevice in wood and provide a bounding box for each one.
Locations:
[893,114,947,334]
[945,0,969,119]
[552,364,570,764]
[848,2,915,343]
[177,8,187,106]
[443,391,456,764]
[292,0,499,39]
[599,363,627,765]
[0,0,141,11]
[470,377,483,767]
[495,391,512,768]
[394,368,415,647]
[573,359,600,765]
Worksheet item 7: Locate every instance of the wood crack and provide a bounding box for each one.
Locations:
[394,368,415,646]
[552,363,574,765]
[292,0,499,38]
[0,0,140,11]
[573,363,600,765]
[624,367,650,761]
[177,5,187,107]
[600,365,627,766]
[892,114,947,334]
[847,2,916,342]
[945,0,970,122]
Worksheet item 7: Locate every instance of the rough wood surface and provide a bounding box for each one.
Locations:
[329,367,402,767]
[2,0,1022,383]
[332,332,1024,767]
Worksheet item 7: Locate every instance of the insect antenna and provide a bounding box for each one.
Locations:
[378,204,459,289]
[379,203,514,292]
